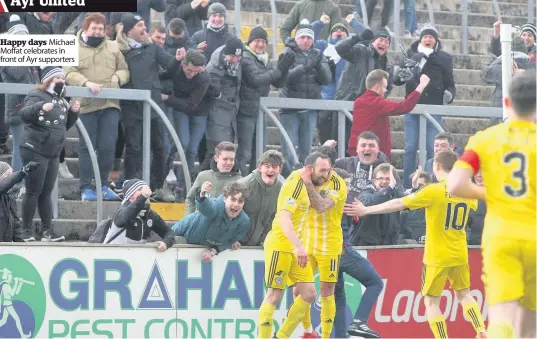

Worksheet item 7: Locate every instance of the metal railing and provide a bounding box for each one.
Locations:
[259,97,503,168]
[0,83,190,225]
[461,0,469,54]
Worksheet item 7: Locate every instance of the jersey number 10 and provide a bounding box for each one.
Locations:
[444,202,468,231]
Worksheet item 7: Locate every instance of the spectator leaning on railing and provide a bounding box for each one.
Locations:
[65,13,130,202]
[201,38,244,171]
[19,66,79,243]
[116,13,183,202]
[237,26,293,176]
[237,150,284,246]
[103,179,175,250]
[172,181,249,262]
[279,19,332,176]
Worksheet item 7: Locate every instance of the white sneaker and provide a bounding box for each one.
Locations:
[166,169,177,184]
[58,161,74,179]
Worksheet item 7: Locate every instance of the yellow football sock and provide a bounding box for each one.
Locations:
[428,315,449,338]
[463,301,486,333]
[487,323,514,338]
[258,302,276,338]
[276,296,310,338]
[302,302,312,332]
[320,295,336,338]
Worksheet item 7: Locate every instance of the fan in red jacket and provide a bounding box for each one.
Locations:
[347,70,431,159]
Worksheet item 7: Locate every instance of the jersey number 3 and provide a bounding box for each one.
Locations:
[504,152,527,197]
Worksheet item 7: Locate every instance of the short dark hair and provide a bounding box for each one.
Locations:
[184,49,206,67]
[258,150,284,167]
[414,171,432,184]
[150,23,165,35]
[215,141,236,154]
[435,132,454,146]
[509,71,536,117]
[224,182,248,199]
[357,131,380,145]
[304,152,330,167]
[365,69,389,90]
[168,18,186,35]
[317,146,337,166]
[434,149,458,172]
[373,163,399,182]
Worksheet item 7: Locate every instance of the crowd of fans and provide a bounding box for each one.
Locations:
[0,1,534,248]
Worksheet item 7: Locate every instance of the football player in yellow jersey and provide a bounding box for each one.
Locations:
[345,150,486,339]
[258,154,333,338]
[297,147,347,339]
[447,71,536,338]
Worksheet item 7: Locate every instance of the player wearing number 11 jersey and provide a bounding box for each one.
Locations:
[448,71,536,339]
[343,149,486,339]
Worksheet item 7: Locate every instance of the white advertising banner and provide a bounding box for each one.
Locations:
[0,245,367,339]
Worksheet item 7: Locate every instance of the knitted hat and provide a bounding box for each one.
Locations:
[207,2,227,19]
[0,162,12,178]
[521,23,536,40]
[123,179,148,201]
[7,14,29,35]
[330,22,349,36]
[373,28,391,43]
[248,25,268,44]
[222,37,244,56]
[40,66,65,83]
[121,13,143,34]
[295,19,314,39]
[419,24,438,41]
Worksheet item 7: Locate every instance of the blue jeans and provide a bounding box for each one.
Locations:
[78,108,120,190]
[279,110,318,176]
[334,246,384,338]
[403,0,418,32]
[169,109,207,176]
[402,114,443,189]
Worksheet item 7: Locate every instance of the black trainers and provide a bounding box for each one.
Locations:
[41,230,65,242]
[347,320,380,338]
[22,229,35,242]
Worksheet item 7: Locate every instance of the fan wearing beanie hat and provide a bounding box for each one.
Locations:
[419,24,438,47]
[221,38,243,76]
[247,25,268,45]
[7,15,29,35]
[295,19,315,40]
[207,2,226,30]
[520,23,536,51]
[121,13,146,41]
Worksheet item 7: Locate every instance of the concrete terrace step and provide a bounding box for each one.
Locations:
[234,2,529,28]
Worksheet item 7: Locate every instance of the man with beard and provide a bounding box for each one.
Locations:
[334,28,390,148]
[332,130,386,338]
[172,181,250,261]
[200,38,244,171]
[104,179,175,250]
[237,150,285,246]
[65,13,130,202]
[402,24,456,189]
[190,3,234,62]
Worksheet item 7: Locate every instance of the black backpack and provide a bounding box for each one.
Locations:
[88,218,126,244]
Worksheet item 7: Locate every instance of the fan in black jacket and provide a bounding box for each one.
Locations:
[0,161,39,242]
[19,66,79,243]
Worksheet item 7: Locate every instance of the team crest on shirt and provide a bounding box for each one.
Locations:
[286,198,296,206]
[275,277,283,285]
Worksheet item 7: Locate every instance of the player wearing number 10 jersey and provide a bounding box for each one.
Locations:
[448,71,536,339]
[344,149,486,339]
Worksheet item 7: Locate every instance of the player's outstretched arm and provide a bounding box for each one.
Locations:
[344,198,406,217]
[448,165,485,200]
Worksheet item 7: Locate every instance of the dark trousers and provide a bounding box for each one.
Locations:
[334,246,384,337]
[122,116,166,190]
[115,120,125,159]
[0,75,7,145]
[236,113,257,176]
[78,108,120,189]
[362,0,393,27]
[20,147,59,235]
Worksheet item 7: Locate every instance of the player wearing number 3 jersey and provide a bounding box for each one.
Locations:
[343,149,486,339]
[448,71,536,339]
